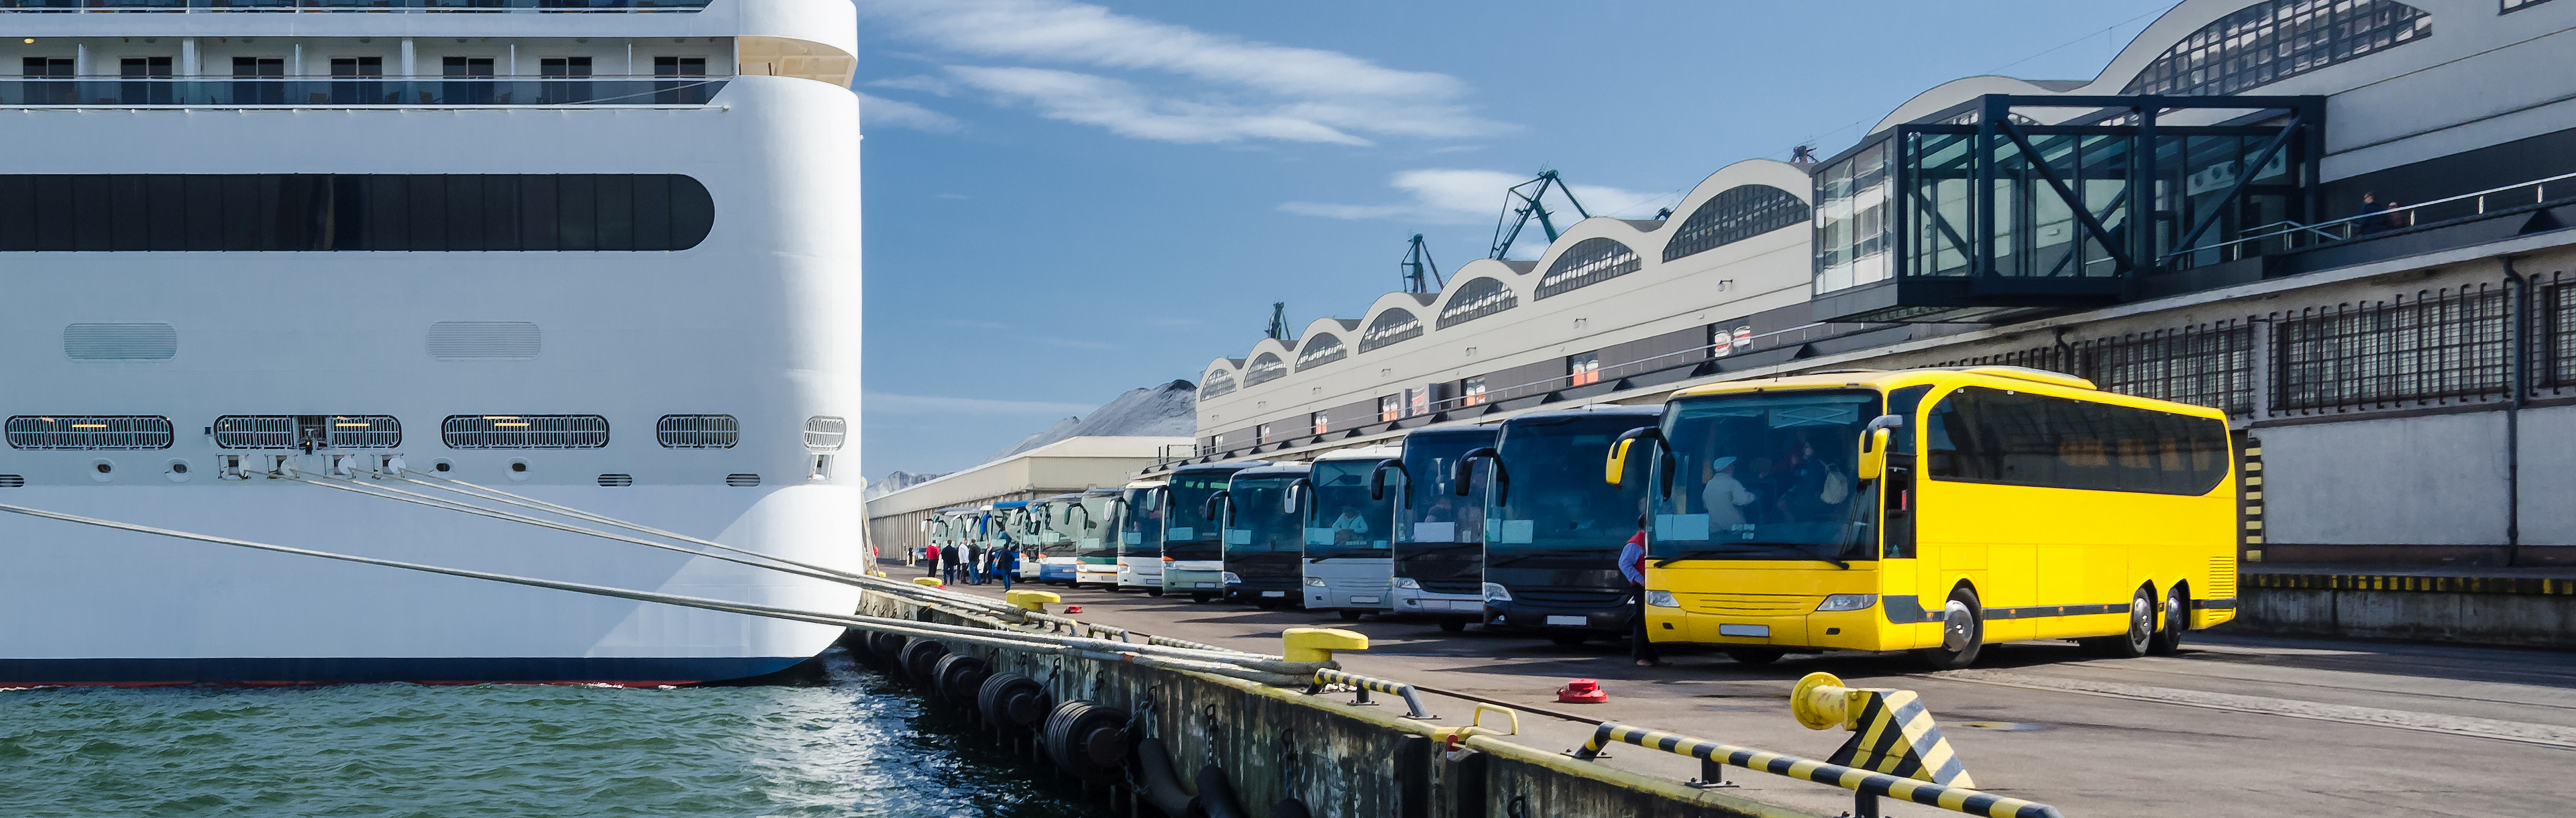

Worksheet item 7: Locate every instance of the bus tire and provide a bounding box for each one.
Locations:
[1146,587,1164,597]
[2148,584,2188,656]
[1724,648,1785,666]
[2082,585,2156,658]
[1914,587,1983,670]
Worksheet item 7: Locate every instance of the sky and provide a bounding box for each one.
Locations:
[855,0,2186,479]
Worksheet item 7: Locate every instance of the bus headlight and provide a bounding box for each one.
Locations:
[1305,577,1326,587]
[1393,577,1421,589]
[1815,593,1878,612]
[1644,590,1679,608]
[1222,572,1242,584]
[1482,582,1512,602]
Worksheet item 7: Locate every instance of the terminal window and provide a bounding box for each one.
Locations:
[1568,353,1602,386]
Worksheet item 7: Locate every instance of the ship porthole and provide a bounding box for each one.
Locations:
[166,459,191,483]
[433,459,453,473]
[89,459,115,483]
[507,459,531,481]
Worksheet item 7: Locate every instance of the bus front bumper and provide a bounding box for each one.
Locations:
[1391,586,1483,620]
[1485,601,1627,635]
[1166,569,1224,593]
[1642,601,1915,652]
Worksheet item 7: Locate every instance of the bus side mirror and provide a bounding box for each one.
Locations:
[1856,414,1902,481]
[1368,459,1402,502]
[1203,489,1231,522]
[1607,427,1663,488]
[1287,477,1309,514]
[1454,447,1499,497]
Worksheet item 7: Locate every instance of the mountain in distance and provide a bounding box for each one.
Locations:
[862,470,949,500]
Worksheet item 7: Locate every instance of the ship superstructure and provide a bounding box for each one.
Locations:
[0,0,864,685]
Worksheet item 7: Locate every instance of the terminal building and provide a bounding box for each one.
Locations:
[1177,0,2576,570]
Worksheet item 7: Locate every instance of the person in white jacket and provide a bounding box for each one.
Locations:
[1702,456,1758,534]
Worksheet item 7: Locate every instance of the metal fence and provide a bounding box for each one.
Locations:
[1936,320,2257,416]
[2542,272,2576,397]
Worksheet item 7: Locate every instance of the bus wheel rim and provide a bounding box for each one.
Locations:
[1941,601,1974,651]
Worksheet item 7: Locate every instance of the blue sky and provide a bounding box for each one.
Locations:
[855,0,2184,478]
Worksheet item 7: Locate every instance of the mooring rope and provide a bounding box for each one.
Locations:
[0,500,1310,680]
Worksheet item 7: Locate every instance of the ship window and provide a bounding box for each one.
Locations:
[541,57,593,78]
[656,414,740,449]
[804,416,847,451]
[442,57,496,78]
[655,56,708,77]
[330,58,383,78]
[441,415,610,449]
[231,57,284,78]
[0,174,712,252]
[121,58,174,79]
[726,473,761,487]
[21,58,71,78]
[6,416,174,450]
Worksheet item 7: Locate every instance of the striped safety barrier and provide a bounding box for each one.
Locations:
[1307,668,1437,719]
[1148,634,1243,654]
[1570,722,2062,818]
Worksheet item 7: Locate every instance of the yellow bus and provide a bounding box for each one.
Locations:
[1607,366,2237,669]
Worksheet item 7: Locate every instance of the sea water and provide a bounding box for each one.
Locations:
[0,649,1113,817]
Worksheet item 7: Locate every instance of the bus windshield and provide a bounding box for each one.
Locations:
[1120,486,1163,559]
[1077,492,1120,559]
[1487,414,1654,569]
[1304,460,1392,559]
[1654,390,1880,563]
[1163,472,1235,561]
[1036,500,1080,556]
[1224,475,1303,554]
[1396,430,1494,548]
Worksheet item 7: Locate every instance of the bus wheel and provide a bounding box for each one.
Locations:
[1723,648,1784,666]
[1913,588,1984,670]
[1146,587,1164,597]
[2083,586,2156,658]
[2148,585,2188,656]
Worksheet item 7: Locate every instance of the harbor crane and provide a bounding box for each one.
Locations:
[1487,170,1591,260]
[1400,234,1444,294]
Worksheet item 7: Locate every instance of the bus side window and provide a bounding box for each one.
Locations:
[1923,394,1960,477]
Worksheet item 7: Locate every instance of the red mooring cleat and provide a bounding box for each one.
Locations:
[1065,605,1084,614]
[1557,679,1609,703]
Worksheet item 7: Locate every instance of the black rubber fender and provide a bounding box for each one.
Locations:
[1040,700,1132,782]
[865,632,907,668]
[896,638,949,685]
[1271,799,1313,818]
[928,654,989,705]
[975,673,1053,732]
[1133,738,1195,818]
[1193,763,1246,818]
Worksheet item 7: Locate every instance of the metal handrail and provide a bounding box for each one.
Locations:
[1572,721,2064,818]
[5,0,707,11]
[1307,668,1436,719]
[2169,169,2576,261]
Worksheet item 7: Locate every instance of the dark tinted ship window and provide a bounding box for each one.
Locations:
[0,174,711,251]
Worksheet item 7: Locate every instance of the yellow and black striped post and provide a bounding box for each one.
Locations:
[1570,722,2060,818]
[1308,668,1438,719]
[1792,671,1972,787]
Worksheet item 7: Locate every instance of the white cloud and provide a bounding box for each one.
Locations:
[858,93,963,133]
[1281,169,1682,225]
[867,74,955,96]
[857,0,1504,145]
[868,393,1097,415]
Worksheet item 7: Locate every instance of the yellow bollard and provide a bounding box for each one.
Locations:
[1007,589,1061,613]
[1281,627,1368,664]
[1787,671,1974,787]
[912,577,945,589]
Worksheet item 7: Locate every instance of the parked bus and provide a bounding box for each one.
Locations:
[1609,366,2238,668]
[1117,479,1167,594]
[1031,493,1085,584]
[1163,462,1267,603]
[1299,445,1401,621]
[1379,426,1497,631]
[1073,487,1124,588]
[1212,463,1312,609]
[1471,407,1660,646]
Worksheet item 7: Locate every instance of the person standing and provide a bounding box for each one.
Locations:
[1621,516,1664,667]
[924,542,942,578]
[995,547,1018,591]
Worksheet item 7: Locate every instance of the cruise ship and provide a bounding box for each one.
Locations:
[0,0,865,685]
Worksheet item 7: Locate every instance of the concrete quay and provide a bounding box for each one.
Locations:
[940,581,2576,818]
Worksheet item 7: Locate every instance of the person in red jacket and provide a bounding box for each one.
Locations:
[1621,516,1664,667]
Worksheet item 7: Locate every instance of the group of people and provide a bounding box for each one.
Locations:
[1698,432,1856,532]
[920,539,1022,589]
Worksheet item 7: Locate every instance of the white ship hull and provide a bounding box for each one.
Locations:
[0,0,866,685]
